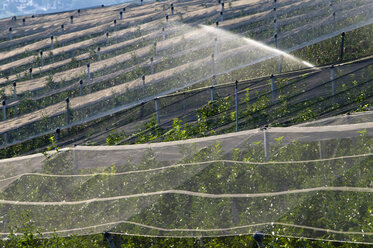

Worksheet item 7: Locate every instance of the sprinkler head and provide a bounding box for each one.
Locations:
[29,68,32,73]
[216,21,219,27]
[98,47,101,51]
[56,128,61,134]
[40,50,43,55]
[51,35,54,40]
[87,63,90,68]
[2,100,5,106]
[142,75,145,80]
[79,79,83,84]
[9,27,12,32]
[61,24,64,29]
[65,97,69,103]
[101,4,105,7]
[13,81,16,87]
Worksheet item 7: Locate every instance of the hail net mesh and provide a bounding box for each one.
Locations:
[1,0,373,146]
[0,117,372,243]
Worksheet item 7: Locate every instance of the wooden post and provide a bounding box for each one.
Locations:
[79,79,83,96]
[331,65,335,96]
[13,81,17,100]
[50,35,54,50]
[142,75,146,97]
[66,98,70,125]
[211,54,215,75]
[150,57,154,74]
[340,32,345,62]
[87,63,90,81]
[235,80,239,132]
[270,74,275,101]
[263,127,270,161]
[2,100,6,121]
[40,50,43,67]
[155,98,160,124]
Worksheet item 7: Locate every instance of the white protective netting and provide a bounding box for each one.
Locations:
[1,0,373,147]
[0,119,372,243]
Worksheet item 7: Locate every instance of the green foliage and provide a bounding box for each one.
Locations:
[0,213,105,247]
[163,118,189,141]
[106,130,126,145]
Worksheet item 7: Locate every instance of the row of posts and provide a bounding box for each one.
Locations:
[0,63,343,149]
[3,24,345,119]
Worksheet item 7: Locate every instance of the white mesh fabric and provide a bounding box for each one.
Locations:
[0,120,372,243]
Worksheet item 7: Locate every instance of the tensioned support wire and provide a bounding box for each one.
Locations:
[1,152,372,182]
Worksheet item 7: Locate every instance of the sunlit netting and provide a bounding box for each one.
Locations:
[0,120,372,243]
[1,0,372,147]
[298,110,373,127]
